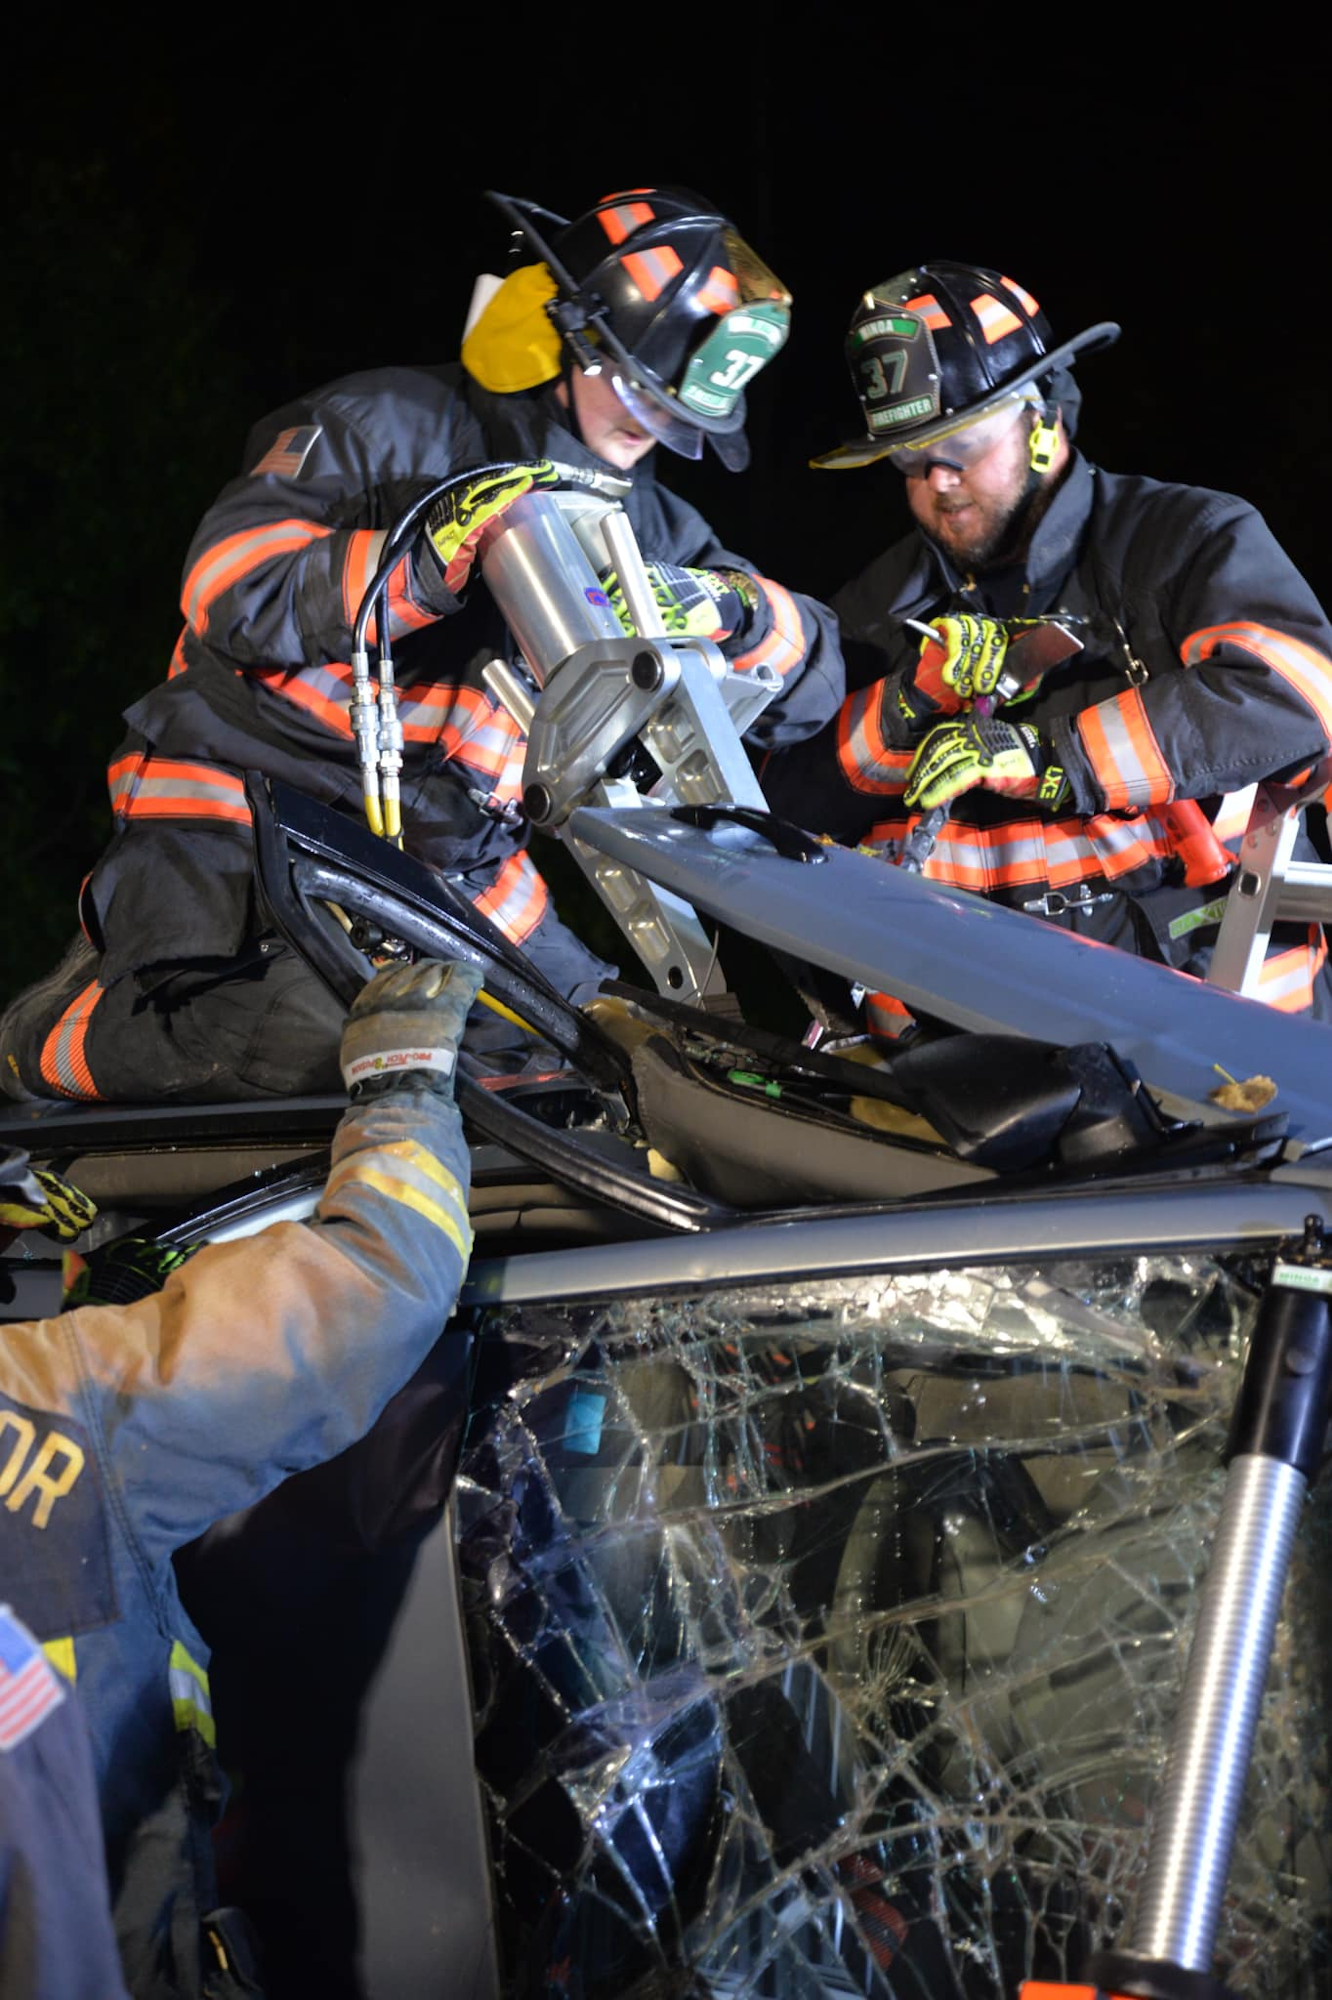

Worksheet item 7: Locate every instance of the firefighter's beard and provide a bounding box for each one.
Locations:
[919,481,1038,570]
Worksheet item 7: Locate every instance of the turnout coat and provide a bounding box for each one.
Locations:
[86,366,843,994]
[765,452,1332,1017]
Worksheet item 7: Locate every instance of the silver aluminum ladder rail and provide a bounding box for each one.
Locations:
[478,488,784,1004]
[1207,755,1332,998]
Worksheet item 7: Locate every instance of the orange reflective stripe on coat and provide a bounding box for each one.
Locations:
[732,580,806,678]
[340,535,433,646]
[837,687,915,796]
[1076,686,1174,809]
[247,665,525,777]
[182,520,333,639]
[1254,927,1328,1012]
[40,979,106,1101]
[108,754,251,826]
[1182,622,1332,739]
[858,810,1175,893]
[471,853,548,945]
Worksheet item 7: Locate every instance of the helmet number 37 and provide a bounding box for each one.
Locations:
[710,348,769,393]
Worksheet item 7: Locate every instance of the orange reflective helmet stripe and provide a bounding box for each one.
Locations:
[1000,276,1041,317]
[902,293,951,330]
[1182,622,1332,739]
[695,266,740,316]
[621,245,683,303]
[597,198,655,245]
[969,292,1024,344]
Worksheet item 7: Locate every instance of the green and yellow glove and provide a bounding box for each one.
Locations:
[898,614,1009,733]
[904,714,1071,813]
[0,1153,98,1241]
[602,563,757,642]
[421,460,560,597]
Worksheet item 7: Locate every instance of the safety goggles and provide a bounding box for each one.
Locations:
[885,389,1039,477]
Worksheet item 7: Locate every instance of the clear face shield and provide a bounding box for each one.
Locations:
[601,228,791,463]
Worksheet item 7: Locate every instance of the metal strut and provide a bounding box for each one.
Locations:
[1082,1213,1332,2000]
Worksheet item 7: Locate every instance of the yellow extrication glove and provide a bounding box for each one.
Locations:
[904,714,1071,813]
[421,460,560,596]
[0,1154,98,1241]
[898,614,1009,732]
[601,563,757,642]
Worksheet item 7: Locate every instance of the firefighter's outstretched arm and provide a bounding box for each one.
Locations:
[6,959,481,1563]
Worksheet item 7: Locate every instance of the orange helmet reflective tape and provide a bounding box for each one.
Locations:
[696,266,741,316]
[970,292,1026,344]
[621,244,684,303]
[1001,274,1041,316]
[903,292,952,329]
[596,197,655,244]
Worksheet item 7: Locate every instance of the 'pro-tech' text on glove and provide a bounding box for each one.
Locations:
[897,613,1009,733]
[420,461,560,597]
[904,714,1071,813]
[602,563,757,642]
[339,959,484,1102]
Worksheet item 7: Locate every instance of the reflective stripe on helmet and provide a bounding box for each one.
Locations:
[970,292,1025,344]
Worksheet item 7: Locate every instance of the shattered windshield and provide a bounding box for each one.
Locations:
[456,1251,1331,1997]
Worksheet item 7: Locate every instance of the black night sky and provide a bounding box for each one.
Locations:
[3,28,1325,986]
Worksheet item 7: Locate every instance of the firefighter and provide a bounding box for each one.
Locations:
[763,261,1332,1028]
[0,186,843,1106]
[0,1602,131,2000]
[0,955,479,1997]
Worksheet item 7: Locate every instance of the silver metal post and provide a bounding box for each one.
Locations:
[600,508,667,641]
[1130,1451,1306,1969]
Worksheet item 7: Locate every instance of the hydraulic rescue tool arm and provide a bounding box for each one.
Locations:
[352,466,790,1005]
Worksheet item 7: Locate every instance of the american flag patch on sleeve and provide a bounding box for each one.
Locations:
[0,1604,65,1750]
[249,425,323,479]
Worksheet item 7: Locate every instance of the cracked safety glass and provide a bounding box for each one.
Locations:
[455,1252,1332,1996]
